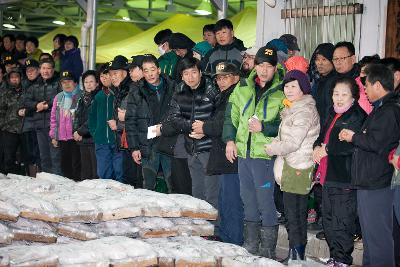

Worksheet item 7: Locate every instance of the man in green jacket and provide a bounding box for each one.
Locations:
[223,46,285,259]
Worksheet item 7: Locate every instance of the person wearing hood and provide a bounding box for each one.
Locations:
[265,70,320,262]
[192,41,212,61]
[61,35,83,82]
[154,29,178,78]
[0,67,28,175]
[201,19,246,75]
[169,32,196,81]
[49,70,81,181]
[73,70,100,180]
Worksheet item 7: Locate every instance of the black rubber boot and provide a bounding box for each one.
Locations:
[242,221,261,255]
[259,225,278,259]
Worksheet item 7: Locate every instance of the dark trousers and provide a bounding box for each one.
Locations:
[394,210,400,267]
[36,128,62,175]
[238,154,277,227]
[22,131,40,167]
[170,157,192,194]
[274,182,285,215]
[218,173,244,245]
[122,150,142,187]
[188,152,219,209]
[322,187,357,265]
[358,186,395,267]
[2,131,27,174]
[59,140,81,181]
[283,191,308,247]
[0,131,5,173]
[79,144,97,180]
[312,183,323,220]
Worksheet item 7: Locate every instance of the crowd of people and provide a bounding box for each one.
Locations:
[0,18,400,267]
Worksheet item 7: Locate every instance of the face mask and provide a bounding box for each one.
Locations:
[158,45,165,56]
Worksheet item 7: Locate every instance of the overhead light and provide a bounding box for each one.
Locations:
[116,9,130,21]
[3,24,16,29]
[195,0,212,16]
[52,18,65,25]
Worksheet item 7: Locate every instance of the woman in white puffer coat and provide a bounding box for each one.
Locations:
[265,69,320,262]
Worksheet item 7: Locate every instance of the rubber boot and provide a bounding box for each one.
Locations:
[259,225,278,259]
[242,221,260,255]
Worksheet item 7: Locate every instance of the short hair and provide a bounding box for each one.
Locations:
[39,58,55,68]
[333,77,360,101]
[82,70,98,84]
[16,34,26,41]
[214,19,233,32]
[26,36,39,48]
[364,63,394,92]
[359,54,380,69]
[141,54,159,68]
[65,35,79,48]
[39,53,53,61]
[154,29,172,45]
[203,24,215,34]
[380,57,400,73]
[334,41,355,56]
[3,34,15,42]
[178,57,201,76]
[53,33,67,43]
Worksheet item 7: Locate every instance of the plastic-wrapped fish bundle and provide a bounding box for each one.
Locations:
[167,194,218,220]
[171,217,214,237]
[56,222,98,241]
[221,255,285,267]
[96,198,142,221]
[0,245,58,267]
[0,201,19,222]
[54,200,101,223]
[0,223,13,245]
[93,219,139,238]
[8,218,57,243]
[130,217,178,238]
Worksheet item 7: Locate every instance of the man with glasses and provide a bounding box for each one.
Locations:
[241,46,258,78]
[332,41,359,79]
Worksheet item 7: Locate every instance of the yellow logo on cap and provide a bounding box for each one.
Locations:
[26,60,31,65]
[216,64,225,71]
[5,56,11,61]
[109,61,112,66]
[62,71,69,77]
[264,49,273,56]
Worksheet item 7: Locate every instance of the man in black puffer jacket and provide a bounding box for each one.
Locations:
[125,54,176,191]
[23,58,62,175]
[164,57,219,209]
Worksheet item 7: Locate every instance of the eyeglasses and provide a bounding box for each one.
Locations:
[215,74,233,81]
[332,55,353,63]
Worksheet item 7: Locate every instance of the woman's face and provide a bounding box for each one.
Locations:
[83,75,98,92]
[332,83,354,108]
[64,40,75,51]
[283,80,304,102]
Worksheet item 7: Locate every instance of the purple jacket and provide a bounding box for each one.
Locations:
[49,89,81,141]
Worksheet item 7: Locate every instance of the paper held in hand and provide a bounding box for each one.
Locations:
[147,125,157,139]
